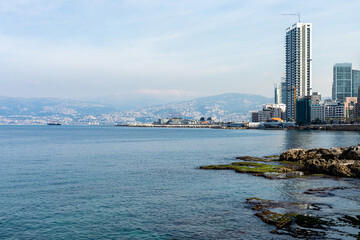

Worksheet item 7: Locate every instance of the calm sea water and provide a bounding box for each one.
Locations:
[0,126,360,239]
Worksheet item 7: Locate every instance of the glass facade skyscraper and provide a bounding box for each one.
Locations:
[352,70,360,97]
[332,63,352,102]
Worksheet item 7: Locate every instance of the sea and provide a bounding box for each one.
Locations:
[0,126,359,239]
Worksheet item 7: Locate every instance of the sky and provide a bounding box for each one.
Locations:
[0,0,359,100]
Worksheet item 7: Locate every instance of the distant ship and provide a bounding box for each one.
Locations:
[47,122,62,126]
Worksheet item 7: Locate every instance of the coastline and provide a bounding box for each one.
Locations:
[200,145,360,238]
[117,123,360,132]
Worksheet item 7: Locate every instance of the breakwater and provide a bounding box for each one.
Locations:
[291,124,360,131]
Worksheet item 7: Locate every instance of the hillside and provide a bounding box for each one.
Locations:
[107,93,272,123]
[0,93,272,124]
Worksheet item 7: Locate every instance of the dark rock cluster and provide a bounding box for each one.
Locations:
[279,145,360,178]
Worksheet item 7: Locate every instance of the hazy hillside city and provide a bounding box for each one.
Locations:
[0,93,272,125]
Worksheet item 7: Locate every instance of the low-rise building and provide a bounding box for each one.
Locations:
[251,112,259,122]
[311,104,325,123]
[296,97,312,125]
[344,97,358,122]
[251,104,286,122]
[324,100,344,123]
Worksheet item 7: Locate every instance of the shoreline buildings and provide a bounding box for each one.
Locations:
[284,22,312,121]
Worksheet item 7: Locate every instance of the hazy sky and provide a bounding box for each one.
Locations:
[0,0,359,99]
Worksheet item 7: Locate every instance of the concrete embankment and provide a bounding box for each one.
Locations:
[291,124,360,131]
[127,124,223,128]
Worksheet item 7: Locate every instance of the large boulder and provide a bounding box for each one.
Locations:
[303,158,330,173]
[279,149,307,162]
[339,146,360,160]
[329,164,353,177]
[279,145,360,178]
[303,159,358,177]
[306,147,343,160]
[349,162,360,178]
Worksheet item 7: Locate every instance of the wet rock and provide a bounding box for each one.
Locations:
[303,187,347,197]
[247,197,333,238]
[338,215,360,228]
[273,227,327,238]
[285,171,304,178]
[255,210,295,228]
[295,214,328,229]
[235,156,268,162]
[263,155,280,160]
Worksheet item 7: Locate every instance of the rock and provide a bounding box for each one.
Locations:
[303,158,329,173]
[340,146,360,160]
[279,149,307,162]
[294,215,327,229]
[304,187,347,197]
[303,158,359,177]
[330,164,353,177]
[255,210,295,228]
[349,162,360,178]
[285,171,304,178]
[236,156,268,162]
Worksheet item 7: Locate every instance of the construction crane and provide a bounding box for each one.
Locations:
[281,13,301,23]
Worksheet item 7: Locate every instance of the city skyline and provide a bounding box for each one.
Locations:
[0,0,359,100]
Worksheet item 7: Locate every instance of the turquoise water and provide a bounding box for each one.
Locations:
[0,126,359,239]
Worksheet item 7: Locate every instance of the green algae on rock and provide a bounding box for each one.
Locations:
[199,161,283,178]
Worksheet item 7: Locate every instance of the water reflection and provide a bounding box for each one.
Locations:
[283,130,360,150]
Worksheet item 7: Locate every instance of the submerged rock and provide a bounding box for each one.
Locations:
[304,187,347,197]
[255,210,295,228]
[247,197,335,238]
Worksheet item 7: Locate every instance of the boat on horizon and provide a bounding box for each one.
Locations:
[47,122,62,126]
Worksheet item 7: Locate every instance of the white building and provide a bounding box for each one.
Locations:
[311,104,324,122]
[285,22,312,120]
[252,104,286,122]
[324,100,344,122]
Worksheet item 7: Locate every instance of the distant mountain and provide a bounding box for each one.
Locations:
[0,93,272,124]
[107,93,273,123]
[0,96,114,118]
[82,89,204,110]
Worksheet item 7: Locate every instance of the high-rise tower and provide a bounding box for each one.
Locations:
[332,63,352,102]
[285,23,312,120]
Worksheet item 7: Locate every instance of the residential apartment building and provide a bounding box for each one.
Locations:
[285,23,312,120]
[311,104,325,122]
[344,97,358,122]
[324,100,344,122]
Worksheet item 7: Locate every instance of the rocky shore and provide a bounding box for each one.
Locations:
[199,145,360,238]
[201,144,360,179]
